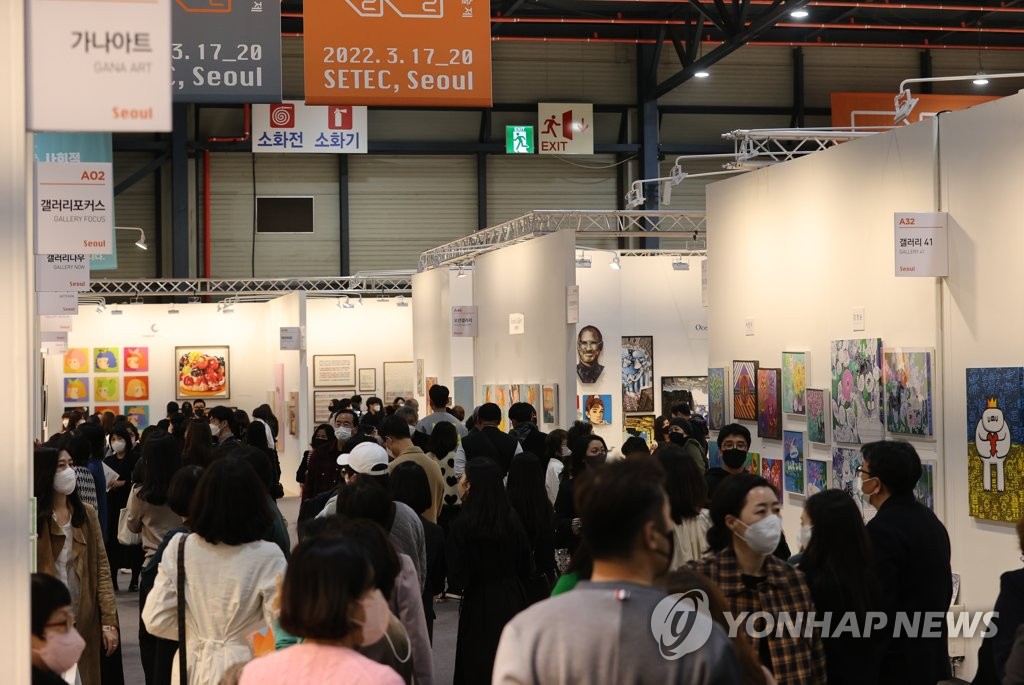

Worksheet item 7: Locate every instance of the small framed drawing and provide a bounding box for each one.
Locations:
[358,368,376,393]
[313,390,342,423]
[384,361,416,404]
[313,354,356,387]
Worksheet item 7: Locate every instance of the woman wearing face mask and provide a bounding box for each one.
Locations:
[692,472,826,684]
[554,435,607,554]
[667,418,708,473]
[34,447,119,685]
[540,429,569,506]
[32,573,87,685]
[143,456,287,685]
[797,490,881,685]
[301,423,341,501]
[238,536,403,685]
[103,426,143,592]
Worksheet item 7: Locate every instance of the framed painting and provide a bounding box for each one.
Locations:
[967,367,1024,522]
[313,390,342,423]
[807,388,830,444]
[830,338,883,444]
[915,460,937,511]
[175,347,229,400]
[63,377,89,403]
[757,368,782,440]
[581,394,613,426]
[313,354,356,387]
[661,376,708,417]
[123,376,150,401]
[124,346,149,372]
[94,405,119,417]
[733,360,758,422]
[624,415,656,447]
[94,377,119,403]
[63,348,88,374]
[358,368,376,393]
[708,367,729,430]
[806,458,829,495]
[454,376,474,411]
[542,384,559,425]
[783,430,805,495]
[761,457,784,503]
[745,451,761,476]
[93,347,119,373]
[882,348,934,437]
[125,405,149,429]
[622,336,655,413]
[383,361,415,404]
[782,351,808,415]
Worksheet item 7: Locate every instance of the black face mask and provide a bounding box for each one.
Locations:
[654,525,675,574]
[668,432,689,447]
[722,448,748,470]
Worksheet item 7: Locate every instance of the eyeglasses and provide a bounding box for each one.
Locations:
[855,466,872,477]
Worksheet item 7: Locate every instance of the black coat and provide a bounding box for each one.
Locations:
[866,493,953,685]
[991,568,1024,681]
[461,426,520,477]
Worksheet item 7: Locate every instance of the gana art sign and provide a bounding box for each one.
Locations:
[537,103,594,155]
[252,102,368,153]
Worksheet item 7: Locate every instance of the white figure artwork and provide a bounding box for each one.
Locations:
[975,396,1011,492]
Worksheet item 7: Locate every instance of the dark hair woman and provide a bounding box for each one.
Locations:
[656,443,711,569]
[540,429,569,506]
[103,425,142,591]
[553,435,607,555]
[182,419,214,468]
[426,420,461,530]
[506,452,557,593]
[301,423,341,501]
[446,457,532,685]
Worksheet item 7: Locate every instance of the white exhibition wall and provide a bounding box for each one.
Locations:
[473,230,577,428]
[411,268,475,409]
[576,254,709,449]
[265,292,307,486]
[708,92,1024,678]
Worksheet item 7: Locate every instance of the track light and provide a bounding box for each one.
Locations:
[457,266,468,278]
[575,251,592,269]
[117,227,148,251]
[790,8,809,18]
[673,258,691,271]
[95,302,107,314]
[168,306,180,315]
[395,296,410,308]
[609,256,621,271]
[111,306,123,316]
[217,300,235,314]
[973,71,989,86]
[337,295,356,310]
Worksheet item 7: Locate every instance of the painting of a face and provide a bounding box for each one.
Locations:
[586,401,604,424]
[578,327,603,365]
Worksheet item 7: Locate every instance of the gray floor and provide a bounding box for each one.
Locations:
[116,496,459,684]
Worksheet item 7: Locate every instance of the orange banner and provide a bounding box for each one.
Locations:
[831,91,999,128]
[303,0,492,107]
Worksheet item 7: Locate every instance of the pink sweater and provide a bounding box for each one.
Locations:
[240,642,404,685]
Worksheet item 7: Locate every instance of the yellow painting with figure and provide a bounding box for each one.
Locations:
[967,367,1024,523]
[968,443,1024,522]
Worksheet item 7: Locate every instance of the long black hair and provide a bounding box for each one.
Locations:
[459,457,515,541]
[506,452,554,545]
[35,447,86,528]
[565,434,607,481]
[252,403,280,439]
[138,433,182,505]
[799,490,876,615]
[656,444,708,522]
[541,429,568,475]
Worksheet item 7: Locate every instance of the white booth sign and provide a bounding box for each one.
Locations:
[36,254,90,292]
[566,286,580,324]
[451,306,478,338]
[37,291,79,316]
[26,0,172,131]
[279,326,304,350]
[509,312,525,335]
[42,331,69,354]
[252,102,368,154]
[40,316,72,332]
[34,163,114,255]
[894,212,948,277]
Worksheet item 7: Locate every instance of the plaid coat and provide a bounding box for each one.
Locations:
[692,546,827,684]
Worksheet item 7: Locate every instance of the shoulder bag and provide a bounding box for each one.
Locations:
[117,508,141,546]
[177,533,190,685]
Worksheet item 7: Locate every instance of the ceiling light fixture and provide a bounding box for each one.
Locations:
[575,251,592,268]
[116,226,148,251]
[111,306,123,316]
[337,295,356,310]
[396,296,410,308]
[457,265,468,278]
[168,306,180,315]
[694,70,710,79]
[973,71,989,86]
[95,302,107,314]
[790,9,809,18]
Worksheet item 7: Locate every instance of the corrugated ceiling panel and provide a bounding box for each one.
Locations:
[487,154,619,225]
[110,152,159,278]
[491,42,635,104]
[349,156,476,272]
[804,47,919,108]
[659,47,792,107]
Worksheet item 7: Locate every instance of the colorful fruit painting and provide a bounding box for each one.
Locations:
[176,347,229,399]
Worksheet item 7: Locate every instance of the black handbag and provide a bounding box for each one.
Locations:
[177,534,189,685]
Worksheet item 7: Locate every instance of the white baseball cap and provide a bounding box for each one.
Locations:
[337,441,389,475]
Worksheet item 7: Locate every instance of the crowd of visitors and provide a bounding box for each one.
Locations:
[30,386,979,685]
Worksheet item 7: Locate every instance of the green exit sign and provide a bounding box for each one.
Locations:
[506,125,535,154]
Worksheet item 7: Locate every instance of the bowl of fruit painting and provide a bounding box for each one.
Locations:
[175,346,230,400]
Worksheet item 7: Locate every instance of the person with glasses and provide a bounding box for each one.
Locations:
[32,573,86,685]
[554,435,608,556]
[705,423,752,499]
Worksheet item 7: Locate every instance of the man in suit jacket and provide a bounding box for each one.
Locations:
[860,440,953,685]
[460,402,522,477]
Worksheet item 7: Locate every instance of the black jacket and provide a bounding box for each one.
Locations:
[461,426,521,477]
[991,568,1024,681]
[866,492,953,685]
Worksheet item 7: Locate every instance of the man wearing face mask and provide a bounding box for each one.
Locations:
[693,472,826,684]
[859,440,952,685]
[208,406,240,456]
[494,458,740,685]
[192,399,206,419]
[381,415,445,524]
[333,408,358,446]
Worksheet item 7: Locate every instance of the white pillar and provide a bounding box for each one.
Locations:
[0,0,35,677]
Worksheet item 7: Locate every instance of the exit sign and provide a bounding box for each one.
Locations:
[506,126,535,154]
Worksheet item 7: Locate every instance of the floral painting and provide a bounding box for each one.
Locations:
[832,446,863,499]
[783,430,805,494]
[745,451,761,476]
[757,368,782,440]
[806,459,828,495]
[830,338,883,444]
[733,360,758,422]
[782,352,807,415]
[807,388,829,444]
[708,367,728,430]
[882,349,933,436]
[761,457,784,503]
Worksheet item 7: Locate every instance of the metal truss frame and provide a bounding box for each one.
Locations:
[85,276,411,303]
[725,128,882,167]
[418,210,707,272]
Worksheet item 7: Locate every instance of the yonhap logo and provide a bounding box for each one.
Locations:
[650,590,715,660]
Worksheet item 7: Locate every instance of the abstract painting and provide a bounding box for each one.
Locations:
[967,367,1024,522]
[733,360,758,422]
[624,415,656,447]
[830,338,883,444]
[63,377,89,403]
[783,430,805,494]
[915,461,936,511]
[708,442,721,469]
[806,459,828,495]
[542,384,559,425]
[581,394,613,426]
[63,348,89,374]
[708,367,729,430]
[661,376,708,417]
[123,376,149,401]
[622,336,655,412]
[124,347,148,372]
[807,388,829,444]
[782,352,808,415]
[93,347,119,373]
[176,347,229,400]
[125,405,149,429]
[757,368,782,440]
[761,457,784,503]
[746,451,761,476]
[882,348,934,436]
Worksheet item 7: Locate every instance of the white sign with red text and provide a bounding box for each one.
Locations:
[36,254,91,292]
[894,212,948,278]
[27,0,172,131]
[37,292,79,317]
[252,102,368,154]
[34,162,114,255]
[537,103,594,155]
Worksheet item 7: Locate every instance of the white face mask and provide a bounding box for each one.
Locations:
[110,439,126,454]
[61,419,70,429]
[54,467,77,495]
[736,514,783,555]
[855,473,879,499]
[560,446,572,458]
[798,523,813,550]
[335,426,352,442]
[35,626,86,674]
[356,588,390,647]
[209,422,222,437]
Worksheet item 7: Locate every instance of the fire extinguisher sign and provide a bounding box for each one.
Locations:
[250,101,369,154]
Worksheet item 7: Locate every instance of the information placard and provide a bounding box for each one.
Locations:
[252,102,368,154]
[451,306,477,338]
[36,255,90,293]
[37,292,79,316]
[34,162,114,255]
[27,0,172,131]
[894,212,948,278]
[172,0,282,102]
[303,0,492,107]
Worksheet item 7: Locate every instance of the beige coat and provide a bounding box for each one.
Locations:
[36,503,118,685]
